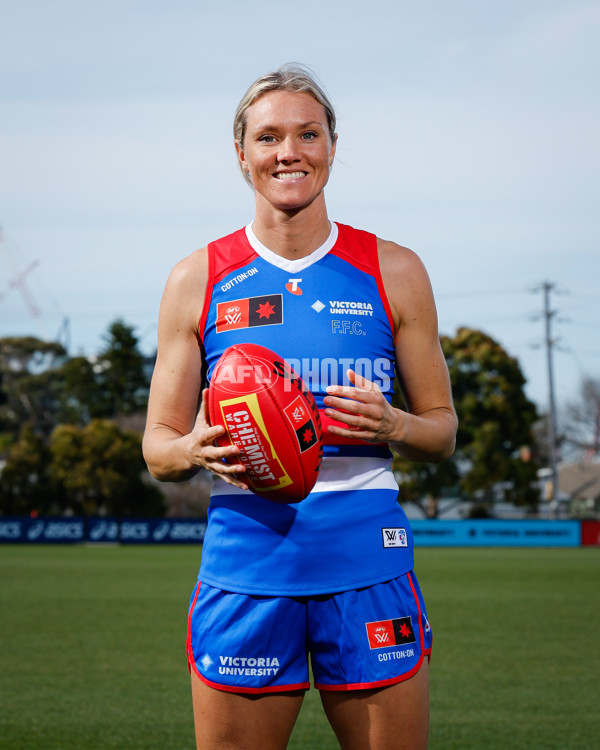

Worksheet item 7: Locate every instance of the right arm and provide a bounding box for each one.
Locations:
[142,248,248,489]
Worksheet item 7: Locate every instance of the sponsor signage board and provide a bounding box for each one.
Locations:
[581,520,600,547]
[0,517,207,544]
[0,518,583,547]
[411,520,580,547]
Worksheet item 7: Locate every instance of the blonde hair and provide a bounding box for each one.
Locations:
[233,63,337,182]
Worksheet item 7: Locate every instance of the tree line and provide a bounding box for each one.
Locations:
[2,321,595,519]
[0,321,164,517]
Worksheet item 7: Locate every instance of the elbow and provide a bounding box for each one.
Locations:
[142,437,171,482]
[145,462,167,482]
[145,461,197,483]
[143,442,199,483]
[432,435,456,463]
[432,414,458,463]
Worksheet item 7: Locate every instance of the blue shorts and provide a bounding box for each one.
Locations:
[187,572,432,694]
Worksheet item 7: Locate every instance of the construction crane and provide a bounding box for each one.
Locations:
[8,259,42,318]
[0,224,42,319]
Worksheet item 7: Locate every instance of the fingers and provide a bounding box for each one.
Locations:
[188,390,249,489]
[323,369,392,442]
[325,369,381,400]
[325,370,383,417]
[346,368,381,391]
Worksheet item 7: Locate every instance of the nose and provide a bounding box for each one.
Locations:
[276,135,300,163]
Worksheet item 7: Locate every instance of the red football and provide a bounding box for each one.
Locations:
[207,343,322,503]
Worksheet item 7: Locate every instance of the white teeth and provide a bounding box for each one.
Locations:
[275,172,305,180]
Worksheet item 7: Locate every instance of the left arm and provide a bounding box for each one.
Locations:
[323,238,457,462]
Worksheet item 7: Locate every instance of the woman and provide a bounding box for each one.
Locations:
[143,63,457,750]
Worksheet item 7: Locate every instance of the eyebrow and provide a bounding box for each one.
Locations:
[251,120,324,132]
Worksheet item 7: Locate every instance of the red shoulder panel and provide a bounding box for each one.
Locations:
[198,228,258,343]
[211,228,258,285]
[331,223,395,335]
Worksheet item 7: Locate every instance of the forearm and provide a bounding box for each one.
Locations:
[389,406,457,463]
[142,425,200,482]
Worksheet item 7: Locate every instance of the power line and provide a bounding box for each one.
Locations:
[437,286,529,300]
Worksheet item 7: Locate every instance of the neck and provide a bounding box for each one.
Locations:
[252,196,331,259]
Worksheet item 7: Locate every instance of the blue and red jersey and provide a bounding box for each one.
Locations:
[198,222,415,595]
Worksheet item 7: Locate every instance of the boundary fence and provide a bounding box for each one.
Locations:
[1,517,599,546]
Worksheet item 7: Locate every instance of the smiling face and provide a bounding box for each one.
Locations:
[235,90,337,214]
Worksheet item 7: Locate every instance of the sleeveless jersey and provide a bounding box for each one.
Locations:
[198,222,415,595]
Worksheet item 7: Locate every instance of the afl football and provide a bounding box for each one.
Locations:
[207,343,322,503]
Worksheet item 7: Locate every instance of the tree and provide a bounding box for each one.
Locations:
[0,424,59,515]
[94,319,149,417]
[0,337,67,442]
[49,420,164,517]
[57,355,107,424]
[562,377,600,461]
[394,328,541,517]
[0,324,161,517]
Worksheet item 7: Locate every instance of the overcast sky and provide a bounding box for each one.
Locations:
[1,0,598,413]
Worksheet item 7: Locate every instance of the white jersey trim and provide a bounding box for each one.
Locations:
[211,455,397,497]
[245,222,339,272]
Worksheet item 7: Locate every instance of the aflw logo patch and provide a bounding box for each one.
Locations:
[216,294,283,333]
[382,527,407,548]
[366,617,416,649]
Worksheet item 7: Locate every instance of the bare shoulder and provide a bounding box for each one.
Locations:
[160,246,209,331]
[165,246,209,298]
[376,237,436,328]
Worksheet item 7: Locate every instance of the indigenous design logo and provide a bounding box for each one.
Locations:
[216,294,283,333]
[365,616,416,649]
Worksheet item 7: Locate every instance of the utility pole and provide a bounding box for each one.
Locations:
[535,281,560,517]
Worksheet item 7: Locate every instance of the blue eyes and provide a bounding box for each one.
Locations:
[258,132,318,143]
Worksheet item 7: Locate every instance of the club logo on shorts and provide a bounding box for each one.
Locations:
[365,616,416,649]
[381,527,408,548]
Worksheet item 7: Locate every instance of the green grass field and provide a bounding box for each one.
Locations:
[0,545,598,749]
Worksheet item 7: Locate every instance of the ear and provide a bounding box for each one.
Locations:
[329,133,338,163]
[235,140,248,175]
